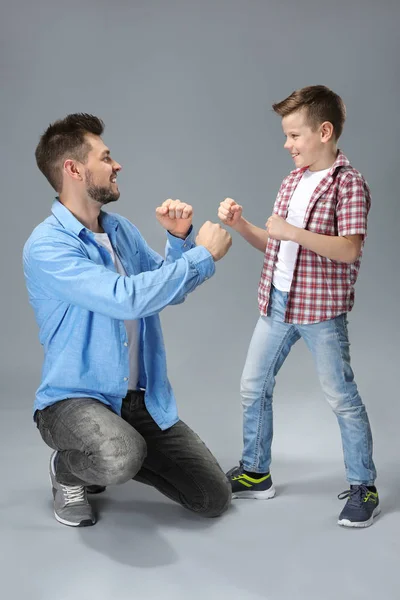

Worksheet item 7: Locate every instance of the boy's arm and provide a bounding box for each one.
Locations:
[232,217,269,252]
[266,174,370,264]
[287,226,362,263]
[218,198,269,252]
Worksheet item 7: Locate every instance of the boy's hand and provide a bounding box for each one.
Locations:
[265,214,295,241]
[218,198,243,229]
[156,199,193,239]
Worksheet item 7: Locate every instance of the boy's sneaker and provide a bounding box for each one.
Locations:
[50,451,96,527]
[226,463,276,499]
[338,485,380,528]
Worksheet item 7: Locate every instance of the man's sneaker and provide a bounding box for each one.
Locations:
[50,451,96,527]
[226,464,276,499]
[338,485,380,528]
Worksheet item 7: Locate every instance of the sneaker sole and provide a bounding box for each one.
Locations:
[337,505,381,528]
[49,453,96,527]
[54,511,96,527]
[232,486,276,500]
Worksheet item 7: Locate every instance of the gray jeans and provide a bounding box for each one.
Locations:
[35,390,231,518]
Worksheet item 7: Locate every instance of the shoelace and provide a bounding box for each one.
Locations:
[226,462,244,479]
[227,467,243,480]
[338,485,371,505]
[60,484,86,506]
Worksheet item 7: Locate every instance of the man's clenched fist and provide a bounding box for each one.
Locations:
[196,221,232,261]
[156,199,193,238]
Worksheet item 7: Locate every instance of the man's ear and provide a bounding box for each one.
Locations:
[64,159,83,182]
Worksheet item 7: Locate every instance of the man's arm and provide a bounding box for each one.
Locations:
[136,226,198,307]
[25,236,214,321]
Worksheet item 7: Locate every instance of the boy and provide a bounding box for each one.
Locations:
[218,85,379,528]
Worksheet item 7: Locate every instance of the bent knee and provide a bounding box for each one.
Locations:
[95,433,147,485]
[193,474,232,518]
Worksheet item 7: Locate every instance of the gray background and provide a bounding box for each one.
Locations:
[1,1,399,599]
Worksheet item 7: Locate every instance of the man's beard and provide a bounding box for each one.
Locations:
[85,171,120,205]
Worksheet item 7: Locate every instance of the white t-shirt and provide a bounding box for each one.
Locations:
[272,168,330,292]
[94,232,140,390]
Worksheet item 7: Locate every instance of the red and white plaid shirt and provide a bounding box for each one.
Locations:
[258,151,371,324]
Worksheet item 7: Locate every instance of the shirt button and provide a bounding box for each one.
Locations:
[124,377,128,381]
[124,342,128,347]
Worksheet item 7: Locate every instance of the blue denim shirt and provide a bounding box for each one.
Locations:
[23,200,215,429]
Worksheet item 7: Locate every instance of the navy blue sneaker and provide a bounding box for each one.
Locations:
[338,485,380,528]
[226,464,276,499]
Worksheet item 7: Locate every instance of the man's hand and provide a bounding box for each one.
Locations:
[156,199,193,239]
[196,221,232,261]
[218,198,243,229]
[265,214,295,242]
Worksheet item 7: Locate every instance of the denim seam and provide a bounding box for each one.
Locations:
[124,395,210,510]
[333,317,373,484]
[150,443,210,512]
[249,324,298,472]
[53,399,142,480]
[126,402,212,514]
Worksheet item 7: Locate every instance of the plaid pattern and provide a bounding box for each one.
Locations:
[258,151,371,324]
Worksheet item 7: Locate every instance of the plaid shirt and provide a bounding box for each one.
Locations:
[258,151,371,324]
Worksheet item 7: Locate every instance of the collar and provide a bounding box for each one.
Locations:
[51,198,119,236]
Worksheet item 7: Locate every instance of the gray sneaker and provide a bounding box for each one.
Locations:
[50,451,96,527]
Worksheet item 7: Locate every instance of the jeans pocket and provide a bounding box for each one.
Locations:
[334,313,349,346]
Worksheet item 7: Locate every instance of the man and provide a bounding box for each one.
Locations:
[23,113,232,527]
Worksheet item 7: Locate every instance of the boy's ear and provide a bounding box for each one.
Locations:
[320,121,334,143]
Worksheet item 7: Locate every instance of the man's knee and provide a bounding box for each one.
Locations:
[194,473,232,518]
[95,433,147,485]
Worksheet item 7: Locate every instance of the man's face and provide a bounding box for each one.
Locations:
[83,134,122,205]
[282,109,326,171]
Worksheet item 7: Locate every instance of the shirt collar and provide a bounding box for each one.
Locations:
[51,198,119,236]
[291,149,350,178]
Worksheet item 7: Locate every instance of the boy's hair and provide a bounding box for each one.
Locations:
[35,113,105,192]
[272,85,346,140]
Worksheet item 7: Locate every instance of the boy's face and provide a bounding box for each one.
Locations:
[282,109,328,171]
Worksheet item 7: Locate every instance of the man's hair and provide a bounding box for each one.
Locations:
[35,113,105,192]
[272,85,346,140]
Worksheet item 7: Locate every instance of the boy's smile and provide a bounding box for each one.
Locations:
[282,108,336,172]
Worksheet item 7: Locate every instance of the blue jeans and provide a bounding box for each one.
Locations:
[241,286,376,485]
